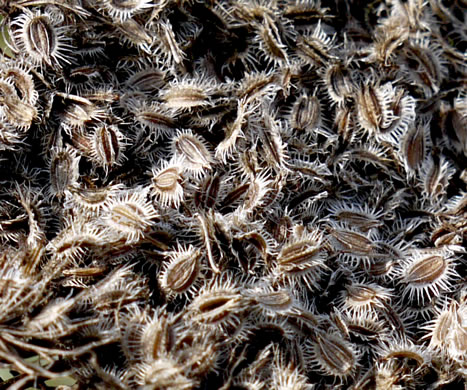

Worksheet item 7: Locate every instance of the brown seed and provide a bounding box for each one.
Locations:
[92,125,125,171]
[405,255,446,285]
[117,19,152,47]
[49,148,79,198]
[291,94,322,132]
[402,121,427,172]
[256,15,288,65]
[312,332,357,378]
[160,246,202,297]
[329,227,375,254]
[126,68,166,93]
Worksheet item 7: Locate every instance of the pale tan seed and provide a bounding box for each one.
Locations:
[174,133,212,170]
[95,126,121,168]
[153,167,180,192]
[255,290,293,311]
[28,16,57,62]
[192,291,244,325]
[329,228,374,253]
[110,203,149,230]
[335,211,382,231]
[163,86,208,109]
[405,255,446,285]
[278,240,322,270]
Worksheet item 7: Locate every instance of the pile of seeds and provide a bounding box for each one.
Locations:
[0,0,466,389]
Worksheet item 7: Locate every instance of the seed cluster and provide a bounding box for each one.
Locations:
[0,0,465,389]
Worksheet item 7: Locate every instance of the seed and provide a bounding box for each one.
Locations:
[90,125,126,173]
[193,173,221,210]
[308,332,357,378]
[255,15,289,66]
[103,189,158,242]
[328,227,375,255]
[12,10,72,67]
[2,64,38,105]
[356,83,392,135]
[274,228,327,290]
[172,130,213,177]
[0,78,36,130]
[290,94,322,132]
[296,22,336,67]
[327,202,383,232]
[238,71,279,105]
[341,282,392,313]
[188,278,248,331]
[401,120,428,174]
[126,68,166,93]
[117,19,153,50]
[401,251,457,304]
[49,147,80,199]
[421,156,455,202]
[162,79,210,111]
[151,160,184,208]
[325,62,354,104]
[98,0,153,22]
[156,20,185,65]
[159,245,202,298]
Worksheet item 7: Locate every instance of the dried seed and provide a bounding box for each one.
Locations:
[162,78,211,111]
[151,160,184,208]
[255,15,289,66]
[308,332,357,378]
[325,62,354,104]
[290,94,322,132]
[172,130,213,177]
[156,20,185,65]
[49,147,80,199]
[98,0,153,22]
[12,10,72,67]
[340,282,392,313]
[188,277,248,331]
[296,22,336,67]
[90,124,126,172]
[159,244,202,298]
[401,120,429,174]
[401,251,457,304]
[103,189,158,242]
[126,68,166,93]
[274,228,327,290]
[0,78,36,129]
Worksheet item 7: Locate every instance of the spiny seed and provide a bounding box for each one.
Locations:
[405,255,446,285]
[151,164,183,207]
[161,247,201,296]
[402,122,427,172]
[13,11,70,66]
[254,290,293,312]
[93,125,124,170]
[50,149,79,197]
[291,94,322,132]
[357,85,384,132]
[163,84,209,110]
[173,132,213,174]
[329,228,375,254]
[313,333,356,378]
